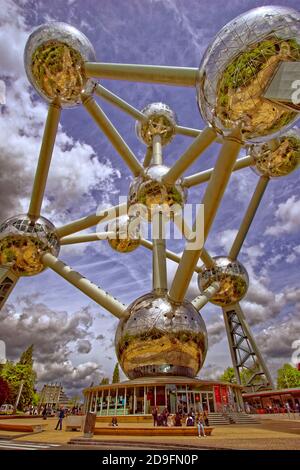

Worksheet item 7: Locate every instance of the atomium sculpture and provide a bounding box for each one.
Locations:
[1,5,300,392]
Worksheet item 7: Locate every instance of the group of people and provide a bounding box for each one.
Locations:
[151,407,209,437]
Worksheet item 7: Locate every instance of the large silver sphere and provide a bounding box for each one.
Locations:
[115,293,208,379]
[106,215,141,253]
[0,215,60,276]
[136,103,177,146]
[198,257,249,306]
[197,6,300,143]
[249,128,300,178]
[24,22,96,107]
[128,164,187,220]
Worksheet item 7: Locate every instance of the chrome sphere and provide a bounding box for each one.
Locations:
[106,215,141,253]
[115,293,208,379]
[24,22,96,107]
[128,164,187,220]
[0,215,60,276]
[197,6,300,143]
[249,128,300,178]
[198,257,249,306]
[136,103,177,146]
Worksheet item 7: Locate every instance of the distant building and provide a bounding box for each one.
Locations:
[39,384,70,408]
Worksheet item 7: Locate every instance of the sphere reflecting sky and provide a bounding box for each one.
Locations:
[197,6,300,143]
[0,215,59,276]
[115,292,208,379]
[24,22,96,107]
[198,256,249,306]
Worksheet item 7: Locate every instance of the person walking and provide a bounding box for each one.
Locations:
[152,406,158,426]
[42,406,48,420]
[55,406,65,431]
[196,412,206,437]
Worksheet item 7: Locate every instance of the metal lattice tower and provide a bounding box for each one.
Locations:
[1,6,300,389]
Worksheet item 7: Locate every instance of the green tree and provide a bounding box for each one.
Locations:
[0,377,11,405]
[112,363,120,384]
[219,366,260,386]
[0,345,36,410]
[19,345,34,367]
[219,367,236,384]
[100,377,109,385]
[277,364,300,389]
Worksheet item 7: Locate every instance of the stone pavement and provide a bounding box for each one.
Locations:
[0,417,299,450]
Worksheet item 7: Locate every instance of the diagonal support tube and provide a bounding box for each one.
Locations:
[162,127,217,184]
[183,155,254,188]
[56,202,128,238]
[152,212,167,294]
[82,96,144,176]
[192,281,220,310]
[140,239,203,273]
[60,232,115,245]
[94,84,145,121]
[168,128,242,303]
[229,176,269,260]
[28,103,61,219]
[143,146,153,168]
[85,62,198,87]
[42,253,126,319]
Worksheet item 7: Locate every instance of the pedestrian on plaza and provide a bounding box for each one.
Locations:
[111,416,118,427]
[152,406,158,426]
[174,412,182,427]
[55,406,65,431]
[196,412,206,438]
[203,409,209,427]
[186,414,194,426]
[42,406,48,420]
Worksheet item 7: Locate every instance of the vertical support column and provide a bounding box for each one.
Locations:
[100,390,104,416]
[107,389,110,416]
[222,303,274,391]
[124,388,127,416]
[94,391,98,413]
[134,387,137,415]
[144,387,147,415]
[115,388,118,415]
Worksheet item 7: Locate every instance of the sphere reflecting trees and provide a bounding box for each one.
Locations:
[249,128,300,177]
[197,6,300,143]
[128,164,187,220]
[0,215,60,276]
[24,22,96,107]
[198,257,249,306]
[115,293,208,379]
[106,215,141,253]
[136,103,177,146]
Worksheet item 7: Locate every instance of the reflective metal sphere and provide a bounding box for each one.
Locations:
[106,215,141,253]
[24,22,96,107]
[0,215,60,276]
[198,257,249,306]
[249,128,300,178]
[136,103,177,146]
[115,293,208,379]
[128,164,187,220]
[197,6,300,143]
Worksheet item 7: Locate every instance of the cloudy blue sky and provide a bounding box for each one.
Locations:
[0,0,299,396]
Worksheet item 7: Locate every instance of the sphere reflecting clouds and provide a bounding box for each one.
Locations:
[136,103,177,146]
[106,215,141,253]
[24,22,96,107]
[249,128,300,178]
[115,293,208,379]
[128,164,187,220]
[198,257,249,306]
[0,215,60,276]
[197,6,300,143]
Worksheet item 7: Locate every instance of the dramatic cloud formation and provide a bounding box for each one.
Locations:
[265,195,300,237]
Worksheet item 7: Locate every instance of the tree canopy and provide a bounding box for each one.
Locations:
[277,363,300,389]
[112,363,120,384]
